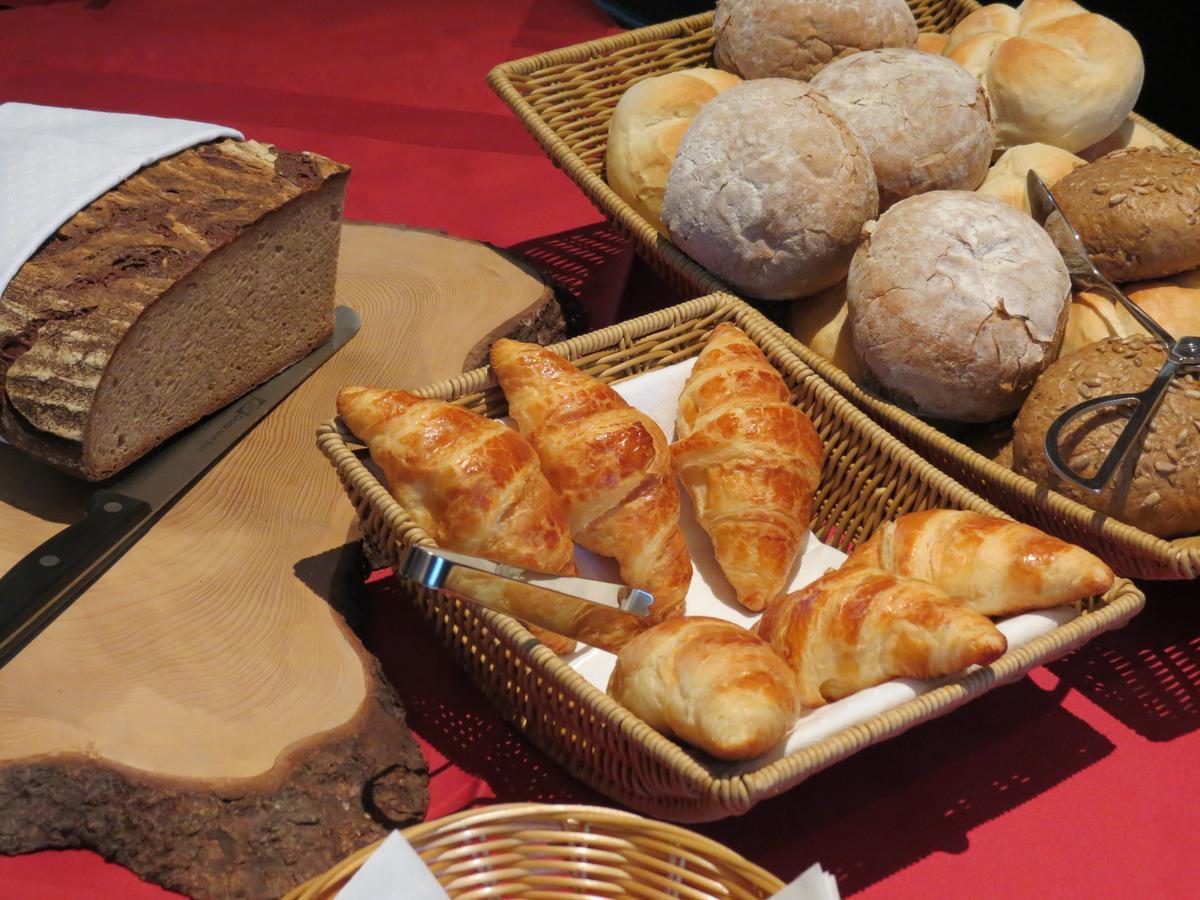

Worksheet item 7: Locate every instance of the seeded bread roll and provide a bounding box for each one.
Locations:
[1052,147,1200,282]
[943,0,1144,153]
[847,191,1070,422]
[605,68,742,234]
[714,0,917,82]
[1012,335,1200,538]
[976,143,1086,215]
[1063,283,1200,357]
[662,79,878,300]
[811,49,994,210]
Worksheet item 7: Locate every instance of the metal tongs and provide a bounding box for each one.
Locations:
[397,544,653,652]
[1027,171,1200,492]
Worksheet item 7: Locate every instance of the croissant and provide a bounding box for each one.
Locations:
[757,566,1007,707]
[608,617,801,760]
[337,385,578,654]
[672,323,823,611]
[845,510,1115,616]
[490,339,692,621]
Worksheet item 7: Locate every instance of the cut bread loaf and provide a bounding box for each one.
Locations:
[0,139,349,479]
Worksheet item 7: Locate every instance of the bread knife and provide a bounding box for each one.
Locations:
[397,544,654,653]
[0,305,361,669]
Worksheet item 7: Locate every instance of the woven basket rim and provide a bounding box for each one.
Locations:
[319,293,1145,811]
[486,10,1200,579]
[285,801,787,899]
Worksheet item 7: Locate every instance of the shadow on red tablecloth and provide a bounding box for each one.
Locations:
[1046,581,1200,743]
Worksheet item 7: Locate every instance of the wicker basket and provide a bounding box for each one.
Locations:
[285,803,785,899]
[485,4,1200,580]
[319,293,1144,821]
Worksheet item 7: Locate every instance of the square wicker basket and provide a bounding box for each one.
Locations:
[485,3,1200,580]
[319,293,1144,822]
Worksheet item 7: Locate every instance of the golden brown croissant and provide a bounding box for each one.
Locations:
[490,339,692,621]
[672,323,823,612]
[845,510,1115,616]
[757,566,1007,707]
[608,617,800,760]
[337,385,578,654]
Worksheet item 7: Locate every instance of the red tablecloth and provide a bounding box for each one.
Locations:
[2,2,1200,897]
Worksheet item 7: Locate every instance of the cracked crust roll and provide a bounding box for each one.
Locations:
[662,78,878,301]
[714,0,918,82]
[847,190,1071,422]
[810,48,994,211]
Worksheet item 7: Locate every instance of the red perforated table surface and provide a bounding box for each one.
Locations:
[2,2,1199,897]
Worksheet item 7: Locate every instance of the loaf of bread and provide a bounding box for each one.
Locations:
[1078,118,1169,163]
[943,0,1144,153]
[605,68,741,234]
[608,617,800,760]
[662,79,878,300]
[1052,147,1200,282]
[976,143,1086,215]
[1012,335,1200,537]
[786,280,865,381]
[714,0,918,81]
[810,49,994,210]
[1063,282,1200,357]
[847,191,1071,422]
[1,139,348,479]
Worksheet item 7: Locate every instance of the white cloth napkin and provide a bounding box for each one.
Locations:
[773,863,842,900]
[565,359,1079,774]
[0,102,243,297]
[335,831,449,900]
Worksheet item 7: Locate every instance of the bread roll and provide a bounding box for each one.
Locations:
[1078,118,1169,163]
[605,69,741,234]
[786,280,865,381]
[976,143,1086,215]
[1063,283,1200,357]
[1052,147,1200,282]
[917,32,950,55]
[662,79,878,300]
[608,617,800,760]
[1012,335,1200,537]
[810,49,994,210]
[714,0,917,81]
[943,0,1144,153]
[847,191,1071,422]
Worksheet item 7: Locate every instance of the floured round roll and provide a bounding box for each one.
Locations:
[976,143,1086,215]
[606,68,742,234]
[662,79,878,300]
[714,0,917,81]
[811,49,994,210]
[847,191,1070,422]
[943,0,1144,153]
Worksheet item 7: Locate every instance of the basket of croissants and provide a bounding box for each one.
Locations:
[487,0,1200,579]
[319,295,1143,821]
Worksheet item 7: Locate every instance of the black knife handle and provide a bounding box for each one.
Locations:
[0,489,155,668]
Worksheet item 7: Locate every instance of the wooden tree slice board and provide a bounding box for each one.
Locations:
[0,223,564,898]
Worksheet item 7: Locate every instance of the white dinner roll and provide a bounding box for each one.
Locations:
[975,143,1086,214]
[916,32,950,55]
[786,280,866,381]
[847,191,1071,422]
[662,79,878,300]
[1063,283,1200,357]
[943,0,1144,153]
[605,69,742,233]
[714,0,917,81]
[810,49,994,210]
[1078,118,1169,162]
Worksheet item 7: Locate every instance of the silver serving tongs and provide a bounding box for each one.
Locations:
[1027,171,1200,492]
[397,544,654,652]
